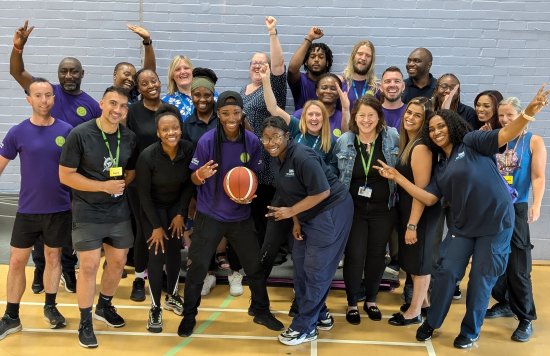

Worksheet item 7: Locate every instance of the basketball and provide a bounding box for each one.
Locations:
[223,166,258,201]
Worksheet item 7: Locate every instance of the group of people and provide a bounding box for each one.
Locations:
[0,17,547,351]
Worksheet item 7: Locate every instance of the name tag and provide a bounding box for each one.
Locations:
[110,167,123,178]
[358,185,372,198]
[504,175,513,185]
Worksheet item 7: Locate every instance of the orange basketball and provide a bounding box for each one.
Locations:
[223,166,258,201]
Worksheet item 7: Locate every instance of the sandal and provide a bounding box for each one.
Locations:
[215,252,230,270]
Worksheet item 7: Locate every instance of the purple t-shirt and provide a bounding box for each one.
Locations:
[0,119,72,213]
[190,129,263,222]
[292,108,344,140]
[51,84,101,127]
[289,72,318,111]
[382,105,406,132]
[342,79,375,110]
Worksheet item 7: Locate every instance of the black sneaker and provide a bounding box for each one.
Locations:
[32,268,44,294]
[278,328,318,346]
[164,294,184,316]
[61,270,77,293]
[316,311,334,331]
[0,314,22,341]
[485,302,514,319]
[511,319,533,342]
[288,298,299,317]
[147,306,163,333]
[453,334,478,349]
[253,312,284,331]
[94,304,125,328]
[416,321,435,341]
[130,278,146,302]
[178,316,196,337]
[44,304,67,329]
[453,285,462,300]
[78,320,98,348]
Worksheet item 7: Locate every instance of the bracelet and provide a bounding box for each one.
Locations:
[13,44,23,54]
[269,29,277,36]
[195,170,206,184]
[142,39,152,46]
[304,37,312,43]
[520,110,536,122]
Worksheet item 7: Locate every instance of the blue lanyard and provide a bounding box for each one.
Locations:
[352,80,368,100]
[297,134,320,150]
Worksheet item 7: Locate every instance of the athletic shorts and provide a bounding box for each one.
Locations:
[72,220,133,251]
[11,210,72,249]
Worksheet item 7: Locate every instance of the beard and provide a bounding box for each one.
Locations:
[353,63,369,76]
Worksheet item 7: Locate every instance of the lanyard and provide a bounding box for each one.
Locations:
[352,80,368,100]
[297,133,320,150]
[357,135,375,184]
[97,119,120,166]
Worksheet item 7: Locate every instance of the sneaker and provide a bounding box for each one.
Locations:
[288,298,299,317]
[253,312,284,331]
[60,270,77,293]
[201,274,216,296]
[130,278,146,302]
[32,268,44,294]
[416,321,435,341]
[316,311,334,331]
[385,260,400,276]
[164,294,184,316]
[43,304,67,329]
[511,319,533,342]
[78,319,98,348]
[278,328,318,346]
[0,314,22,341]
[337,258,344,269]
[453,285,462,300]
[228,271,243,297]
[453,334,479,349]
[147,306,163,333]
[94,304,125,328]
[485,302,514,319]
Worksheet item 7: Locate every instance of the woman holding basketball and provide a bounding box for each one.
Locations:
[178,91,283,337]
[261,116,354,346]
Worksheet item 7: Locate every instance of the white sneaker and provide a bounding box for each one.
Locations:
[278,328,318,346]
[201,274,216,296]
[228,271,243,296]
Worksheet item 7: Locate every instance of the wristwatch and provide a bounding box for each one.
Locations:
[406,223,417,231]
[142,39,152,46]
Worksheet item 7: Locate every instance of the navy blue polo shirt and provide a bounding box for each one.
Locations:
[425,129,514,238]
[273,140,347,222]
[183,111,218,146]
[402,73,437,104]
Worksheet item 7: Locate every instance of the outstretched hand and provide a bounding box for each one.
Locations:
[373,159,400,181]
[524,84,550,116]
[13,20,34,49]
[127,24,151,41]
[441,84,459,110]
[266,206,295,221]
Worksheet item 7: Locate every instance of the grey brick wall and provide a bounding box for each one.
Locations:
[0,0,549,257]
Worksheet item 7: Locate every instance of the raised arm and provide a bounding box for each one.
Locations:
[260,64,290,124]
[127,24,156,72]
[374,159,439,206]
[499,85,549,147]
[528,134,547,223]
[265,16,284,76]
[10,20,35,92]
[337,83,350,132]
[288,26,323,84]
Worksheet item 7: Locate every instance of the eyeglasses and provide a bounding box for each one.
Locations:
[438,83,457,91]
[260,134,284,144]
[250,61,267,68]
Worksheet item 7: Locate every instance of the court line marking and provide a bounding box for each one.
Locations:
[0,214,15,218]
[311,339,318,356]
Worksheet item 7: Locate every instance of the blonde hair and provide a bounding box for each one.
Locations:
[167,55,194,95]
[342,41,377,92]
[398,97,433,165]
[299,100,332,154]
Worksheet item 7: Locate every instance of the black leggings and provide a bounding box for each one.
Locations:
[128,183,148,273]
[141,204,182,306]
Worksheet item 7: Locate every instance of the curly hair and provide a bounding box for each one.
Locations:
[474,90,504,129]
[303,43,333,73]
[422,109,472,156]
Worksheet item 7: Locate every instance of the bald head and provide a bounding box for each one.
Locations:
[57,57,84,94]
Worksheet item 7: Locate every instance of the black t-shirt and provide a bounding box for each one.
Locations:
[349,134,389,207]
[59,119,137,223]
[183,110,218,146]
[136,140,194,228]
[273,141,348,221]
[127,101,161,154]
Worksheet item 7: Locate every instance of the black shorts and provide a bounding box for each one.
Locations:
[72,220,134,251]
[11,210,72,249]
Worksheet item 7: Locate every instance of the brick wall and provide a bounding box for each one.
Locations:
[1,0,549,257]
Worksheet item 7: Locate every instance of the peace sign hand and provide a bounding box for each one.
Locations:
[524,84,550,117]
[13,20,34,50]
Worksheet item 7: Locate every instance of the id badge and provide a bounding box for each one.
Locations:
[358,185,372,198]
[504,175,513,185]
[109,166,123,178]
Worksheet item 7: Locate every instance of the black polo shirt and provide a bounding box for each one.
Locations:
[273,141,348,222]
[183,111,218,146]
[402,73,437,103]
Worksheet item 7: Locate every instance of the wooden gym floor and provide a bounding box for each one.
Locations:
[0,262,548,355]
